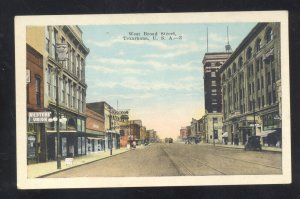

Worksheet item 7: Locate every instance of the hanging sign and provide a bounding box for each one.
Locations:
[56,43,68,61]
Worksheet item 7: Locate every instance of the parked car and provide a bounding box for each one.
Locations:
[244,136,262,151]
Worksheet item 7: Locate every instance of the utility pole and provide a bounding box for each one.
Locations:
[55,66,61,169]
[213,117,215,147]
[109,107,113,155]
[253,101,256,136]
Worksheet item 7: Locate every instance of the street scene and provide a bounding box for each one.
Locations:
[25,20,283,178]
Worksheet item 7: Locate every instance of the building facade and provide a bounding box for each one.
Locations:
[86,107,106,153]
[201,113,223,144]
[220,23,281,147]
[86,102,121,149]
[203,52,232,113]
[26,43,46,163]
[44,26,89,160]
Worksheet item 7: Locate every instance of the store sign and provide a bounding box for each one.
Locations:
[28,112,52,123]
[56,43,68,61]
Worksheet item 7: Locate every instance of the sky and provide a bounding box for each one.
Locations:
[80,23,256,139]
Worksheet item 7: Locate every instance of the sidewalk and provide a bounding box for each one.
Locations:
[199,143,282,152]
[28,147,130,178]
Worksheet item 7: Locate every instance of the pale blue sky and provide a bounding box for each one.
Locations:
[80,23,256,139]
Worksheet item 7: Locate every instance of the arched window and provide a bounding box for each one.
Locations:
[246,47,252,60]
[233,63,237,73]
[238,57,243,68]
[265,27,273,43]
[255,38,262,52]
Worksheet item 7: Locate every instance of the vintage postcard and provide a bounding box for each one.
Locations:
[15,11,290,189]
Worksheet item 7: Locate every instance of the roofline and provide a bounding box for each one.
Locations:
[219,23,268,73]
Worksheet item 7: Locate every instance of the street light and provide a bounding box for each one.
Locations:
[252,101,256,136]
[54,42,68,169]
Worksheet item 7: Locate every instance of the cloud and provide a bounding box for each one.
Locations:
[88,57,201,72]
[87,64,146,75]
[90,76,202,92]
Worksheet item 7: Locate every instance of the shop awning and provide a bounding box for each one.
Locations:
[261,130,277,137]
[222,132,228,137]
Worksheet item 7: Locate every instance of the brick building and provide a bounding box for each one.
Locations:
[86,107,106,153]
[26,44,46,163]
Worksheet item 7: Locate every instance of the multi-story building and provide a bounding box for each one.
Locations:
[43,26,89,160]
[86,101,121,149]
[201,52,231,145]
[86,107,106,153]
[26,27,46,163]
[202,113,223,144]
[203,52,232,113]
[220,23,281,147]
[147,129,158,143]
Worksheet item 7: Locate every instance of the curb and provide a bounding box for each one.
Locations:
[37,149,131,178]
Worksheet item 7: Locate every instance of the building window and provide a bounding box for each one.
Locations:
[73,85,76,108]
[47,67,51,98]
[246,47,252,60]
[256,59,260,73]
[35,76,41,106]
[228,68,231,78]
[50,27,57,59]
[61,77,65,103]
[255,38,262,52]
[67,81,70,107]
[262,96,265,107]
[267,72,271,85]
[72,50,76,74]
[261,76,264,89]
[238,57,243,68]
[211,72,216,77]
[268,92,272,105]
[211,80,216,86]
[233,63,236,73]
[248,84,251,94]
[45,26,50,53]
[67,44,71,70]
[265,27,273,43]
[53,72,57,101]
[257,79,260,90]
[81,58,84,81]
[77,88,80,111]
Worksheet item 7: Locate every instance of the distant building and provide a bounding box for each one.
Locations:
[86,101,122,149]
[85,107,105,153]
[220,23,281,147]
[147,129,158,143]
[179,127,188,140]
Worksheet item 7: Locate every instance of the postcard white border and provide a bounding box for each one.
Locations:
[15,11,291,189]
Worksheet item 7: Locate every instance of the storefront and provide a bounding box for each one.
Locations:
[45,108,87,160]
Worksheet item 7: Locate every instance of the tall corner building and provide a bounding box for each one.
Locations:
[202,52,232,113]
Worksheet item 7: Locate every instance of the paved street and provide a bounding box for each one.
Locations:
[46,143,282,178]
